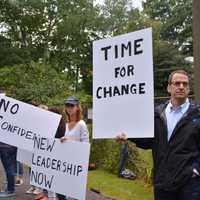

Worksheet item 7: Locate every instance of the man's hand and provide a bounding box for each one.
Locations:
[116,132,127,143]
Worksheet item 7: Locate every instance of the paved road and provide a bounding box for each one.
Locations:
[0,163,114,200]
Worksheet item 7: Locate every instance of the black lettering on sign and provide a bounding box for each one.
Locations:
[139,83,146,94]
[104,86,112,98]
[96,82,146,99]
[30,169,54,189]
[64,163,83,176]
[1,122,9,130]
[77,165,83,176]
[0,98,19,114]
[134,39,143,55]
[96,87,102,99]
[32,153,36,166]
[114,65,134,78]
[33,136,55,152]
[121,41,131,58]
[100,39,144,61]
[101,46,111,60]
[46,157,51,168]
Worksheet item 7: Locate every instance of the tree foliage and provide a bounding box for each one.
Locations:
[0,62,71,105]
[0,0,193,100]
[143,0,192,54]
[0,0,101,94]
[99,0,133,35]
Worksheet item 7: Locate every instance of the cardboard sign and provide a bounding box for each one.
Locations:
[0,96,61,151]
[93,28,154,138]
[30,138,90,200]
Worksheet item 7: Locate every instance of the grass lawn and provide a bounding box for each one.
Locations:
[87,169,153,200]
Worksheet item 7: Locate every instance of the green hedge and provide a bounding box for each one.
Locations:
[88,124,152,183]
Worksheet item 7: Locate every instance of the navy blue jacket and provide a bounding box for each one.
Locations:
[130,101,200,191]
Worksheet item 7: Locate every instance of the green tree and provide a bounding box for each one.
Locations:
[143,0,192,54]
[126,10,191,98]
[0,35,29,67]
[50,0,100,93]
[0,0,60,64]
[99,0,133,36]
[0,0,101,95]
[0,62,71,105]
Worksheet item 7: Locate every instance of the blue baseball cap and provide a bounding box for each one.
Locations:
[64,96,79,105]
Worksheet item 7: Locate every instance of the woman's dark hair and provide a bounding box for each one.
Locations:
[48,107,66,138]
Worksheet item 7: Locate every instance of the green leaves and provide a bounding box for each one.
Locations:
[0,0,193,102]
[0,62,71,105]
[143,0,192,48]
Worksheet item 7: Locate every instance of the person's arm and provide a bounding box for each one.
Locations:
[116,133,153,149]
[79,120,89,142]
[129,138,153,149]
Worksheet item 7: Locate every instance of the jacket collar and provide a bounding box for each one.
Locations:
[155,100,200,117]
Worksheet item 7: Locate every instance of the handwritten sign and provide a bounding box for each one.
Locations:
[30,137,90,200]
[93,28,154,138]
[0,96,61,151]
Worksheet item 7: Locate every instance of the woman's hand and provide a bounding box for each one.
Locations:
[60,136,73,143]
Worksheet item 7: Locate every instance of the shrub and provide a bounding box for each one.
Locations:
[88,124,153,183]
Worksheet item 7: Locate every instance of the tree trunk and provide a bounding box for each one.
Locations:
[193,0,200,103]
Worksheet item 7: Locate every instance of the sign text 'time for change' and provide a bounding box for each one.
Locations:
[93,28,154,139]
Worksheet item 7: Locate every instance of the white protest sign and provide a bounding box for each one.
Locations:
[30,138,90,200]
[0,96,61,151]
[93,28,154,138]
[17,148,32,166]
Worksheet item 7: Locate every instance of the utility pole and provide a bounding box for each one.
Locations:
[193,0,200,103]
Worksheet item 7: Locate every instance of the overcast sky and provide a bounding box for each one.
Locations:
[94,0,144,10]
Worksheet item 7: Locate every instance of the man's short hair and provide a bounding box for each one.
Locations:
[168,70,189,84]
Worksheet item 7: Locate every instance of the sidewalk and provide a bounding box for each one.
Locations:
[0,163,114,200]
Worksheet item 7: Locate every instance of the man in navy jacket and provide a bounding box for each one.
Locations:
[118,70,200,200]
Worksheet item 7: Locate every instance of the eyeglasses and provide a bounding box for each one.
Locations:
[171,81,189,87]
